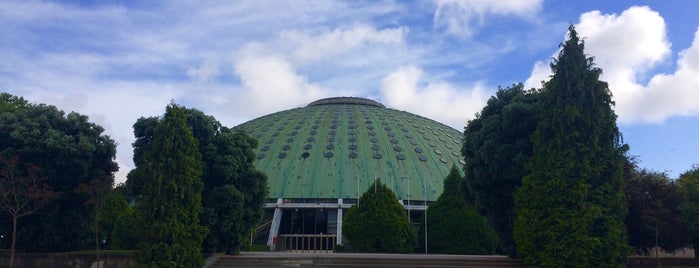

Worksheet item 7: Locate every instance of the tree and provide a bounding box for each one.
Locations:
[0,155,57,268]
[0,92,118,252]
[105,185,139,250]
[461,83,537,256]
[344,180,414,253]
[419,165,498,254]
[678,165,699,258]
[134,104,208,268]
[0,93,30,113]
[127,109,267,255]
[98,188,133,249]
[514,26,629,267]
[623,162,689,255]
[74,178,113,268]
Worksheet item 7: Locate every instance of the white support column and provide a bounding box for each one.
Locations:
[336,199,343,245]
[267,198,283,250]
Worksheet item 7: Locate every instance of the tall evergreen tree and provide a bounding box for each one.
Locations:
[134,104,208,268]
[514,26,629,267]
[126,109,268,255]
[462,83,538,256]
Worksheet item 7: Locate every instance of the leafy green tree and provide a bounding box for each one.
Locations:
[124,116,159,197]
[0,93,30,113]
[514,26,629,267]
[678,166,699,258]
[134,104,208,268]
[0,92,118,252]
[344,180,414,253]
[461,83,537,256]
[127,109,268,255]
[624,162,689,255]
[0,155,58,268]
[98,189,132,249]
[419,165,498,254]
[108,196,139,250]
[74,178,113,267]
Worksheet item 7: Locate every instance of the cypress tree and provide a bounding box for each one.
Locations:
[135,104,208,268]
[514,25,629,267]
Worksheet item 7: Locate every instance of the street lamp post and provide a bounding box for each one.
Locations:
[424,177,428,254]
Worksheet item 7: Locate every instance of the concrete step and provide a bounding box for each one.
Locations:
[209,253,526,268]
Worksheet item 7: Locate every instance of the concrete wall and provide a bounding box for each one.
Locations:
[1,252,132,268]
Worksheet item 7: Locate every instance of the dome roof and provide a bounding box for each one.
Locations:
[238,97,464,202]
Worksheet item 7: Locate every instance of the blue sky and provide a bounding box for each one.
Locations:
[1,0,698,183]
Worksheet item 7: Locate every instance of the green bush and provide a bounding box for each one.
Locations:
[344,181,415,253]
[419,165,498,254]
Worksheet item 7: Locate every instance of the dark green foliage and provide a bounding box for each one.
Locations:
[461,83,537,256]
[125,116,159,196]
[200,123,268,255]
[0,155,58,268]
[623,161,689,254]
[0,93,30,113]
[514,26,629,267]
[678,166,699,258]
[0,92,118,252]
[419,165,498,254]
[99,189,133,249]
[134,104,208,268]
[200,185,244,253]
[126,108,268,255]
[344,180,414,253]
[110,208,139,250]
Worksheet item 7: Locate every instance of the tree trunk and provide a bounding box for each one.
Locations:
[10,215,17,268]
[654,226,660,268]
[95,206,100,268]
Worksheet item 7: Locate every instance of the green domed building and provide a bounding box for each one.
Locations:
[238,97,464,250]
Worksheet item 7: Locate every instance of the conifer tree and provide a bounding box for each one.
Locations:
[420,165,498,254]
[344,180,414,253]
[134,104,208,268]
[127,109,268,255]
[514,26,629,267]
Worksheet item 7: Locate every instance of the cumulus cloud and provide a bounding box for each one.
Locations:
[634,30,699,122]
[525,6,699,123]
[379,65,489,129]
[523,61,550,90]
[232,52,331,117]
[432,0,543,38]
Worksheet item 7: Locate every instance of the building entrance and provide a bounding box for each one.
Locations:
[278,208,336,251]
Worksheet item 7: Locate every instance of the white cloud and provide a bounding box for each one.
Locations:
[634,30,699,122]
[15,80,180,185]
[282,24,407,63]
[524,6,699,123]
[187,60,221,83]
[577,7,669,72]
[432,0,543,38]
[232,52,331,117]
[379,65,489,129]
[523,60,550,90]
